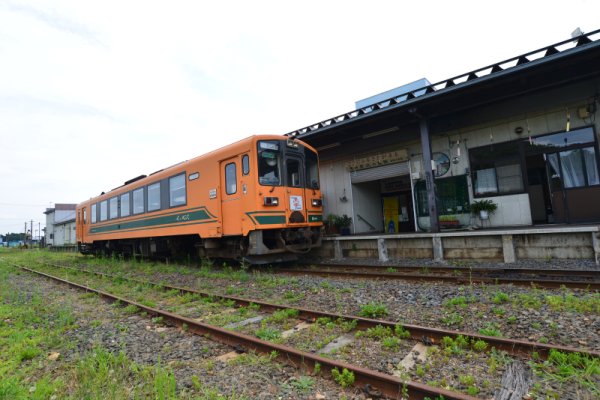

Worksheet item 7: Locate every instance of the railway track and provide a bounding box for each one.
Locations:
[17,263,477,400]
[38,262,597,360]
[275,263,600,290]
[11,261,600,399]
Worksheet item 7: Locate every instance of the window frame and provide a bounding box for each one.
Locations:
[91,204,97,223]
[133,187,145,215]
[120,192,131,218]
[469,141,525,198]
[147,182,161,212]
[242,154,250,175]
[109,197,119,220]
[225,162,237,195]
[525,126,600,192]
[100,200,108,222]
[169,173,187,208]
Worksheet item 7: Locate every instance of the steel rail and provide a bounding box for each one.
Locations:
[42,262,600,359]
[277,266,600,290]
[304,264,600,278]
[19,265,476,400]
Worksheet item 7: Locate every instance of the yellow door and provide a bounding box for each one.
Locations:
[383,196,399,233]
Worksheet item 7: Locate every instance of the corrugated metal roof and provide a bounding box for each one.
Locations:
[287,29,600,140]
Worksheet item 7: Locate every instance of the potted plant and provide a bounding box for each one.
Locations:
[325,214,339,235]
[439,214,460,228]
[470,199,498,220]
[335,214,352,235]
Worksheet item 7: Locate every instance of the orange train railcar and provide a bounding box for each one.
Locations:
[75,135,323,263]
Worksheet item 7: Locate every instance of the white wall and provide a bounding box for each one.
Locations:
[352,181,383,233]
[320,159,354,220]
[53,222,76,245]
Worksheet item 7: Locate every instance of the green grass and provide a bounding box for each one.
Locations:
[530,349,600,396]
[0,256,246,399]
[358,302,388,318]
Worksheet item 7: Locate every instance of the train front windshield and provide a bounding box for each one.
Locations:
[258,140,319,189]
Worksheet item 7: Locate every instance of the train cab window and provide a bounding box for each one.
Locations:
[258,141,281,186]
[169,174,186,207]
[133,188,144,214]
[100,200,108,221]
[286,158,301,187]
[91,204,97,223]
[109,197,118,219]
[242,155,250,175]
[83,208,87,224]
[225,163,237,195]
[305,150,320,189]
[148,182,161,212]
[120,193,130,217]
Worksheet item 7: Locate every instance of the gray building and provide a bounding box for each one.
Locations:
[44,203,77,246]
[289,29,600,235]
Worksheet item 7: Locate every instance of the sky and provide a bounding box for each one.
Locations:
[1,0,599,236]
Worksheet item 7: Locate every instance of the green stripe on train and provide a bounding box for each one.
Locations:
[308,214,323,222]
[90,209,215,234]
[245,211,286,225]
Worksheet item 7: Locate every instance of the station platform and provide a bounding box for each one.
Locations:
[314,224,600,265]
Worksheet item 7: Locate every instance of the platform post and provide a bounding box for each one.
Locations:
[334,239,343,260]
[432,236,443,262]
[419,118,439,233]
[502,234,516,263]
[592,232,600,266]
[377,238,389,262]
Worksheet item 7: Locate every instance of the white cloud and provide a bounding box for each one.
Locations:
[0,0,599,232]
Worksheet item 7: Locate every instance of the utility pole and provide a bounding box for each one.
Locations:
[30,220,34,245]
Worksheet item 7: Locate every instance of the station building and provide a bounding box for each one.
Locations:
[288,30,600,263]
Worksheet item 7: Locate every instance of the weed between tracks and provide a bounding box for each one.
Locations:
[4,249,600,399]
[0,256,183,399]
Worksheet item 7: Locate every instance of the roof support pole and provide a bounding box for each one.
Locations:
[419,118,440,233]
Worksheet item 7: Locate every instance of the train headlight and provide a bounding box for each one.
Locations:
[311,198,322,207]
[264,197,279,206]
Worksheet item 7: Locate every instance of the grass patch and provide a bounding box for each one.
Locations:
[358,302,388,318]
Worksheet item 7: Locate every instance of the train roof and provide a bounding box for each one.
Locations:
[77,134,315,207]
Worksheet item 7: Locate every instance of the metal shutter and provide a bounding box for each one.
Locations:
[350,162,409,183]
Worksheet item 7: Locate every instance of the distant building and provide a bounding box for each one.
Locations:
[44,204,77,246]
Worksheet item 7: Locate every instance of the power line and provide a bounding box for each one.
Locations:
[0,202,52,207]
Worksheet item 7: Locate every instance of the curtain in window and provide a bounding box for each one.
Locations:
[559,149,585,188]
[583,146,599,185]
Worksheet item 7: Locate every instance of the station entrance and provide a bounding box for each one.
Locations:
[349,162,414,234]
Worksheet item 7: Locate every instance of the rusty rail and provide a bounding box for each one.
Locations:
[42,262,600,359]
[19,265,477,400]
[278,264,600,290]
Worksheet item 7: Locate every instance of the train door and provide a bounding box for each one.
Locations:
[285,155,306,223]
[76,207,86,242]
[220,157,243,235]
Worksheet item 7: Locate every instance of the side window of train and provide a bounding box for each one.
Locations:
[225,162,237,195]
[100,200,108,221]
[109,197,118,219]
[133,188,144,214]
[83,208,87,224]
[169,173,186,207]
[120,193,130,217]
[91,204,97,223]
[148,182,161,212]
[242,154,250,175]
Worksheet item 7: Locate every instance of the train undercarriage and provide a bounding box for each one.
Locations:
[79,227,322,264]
